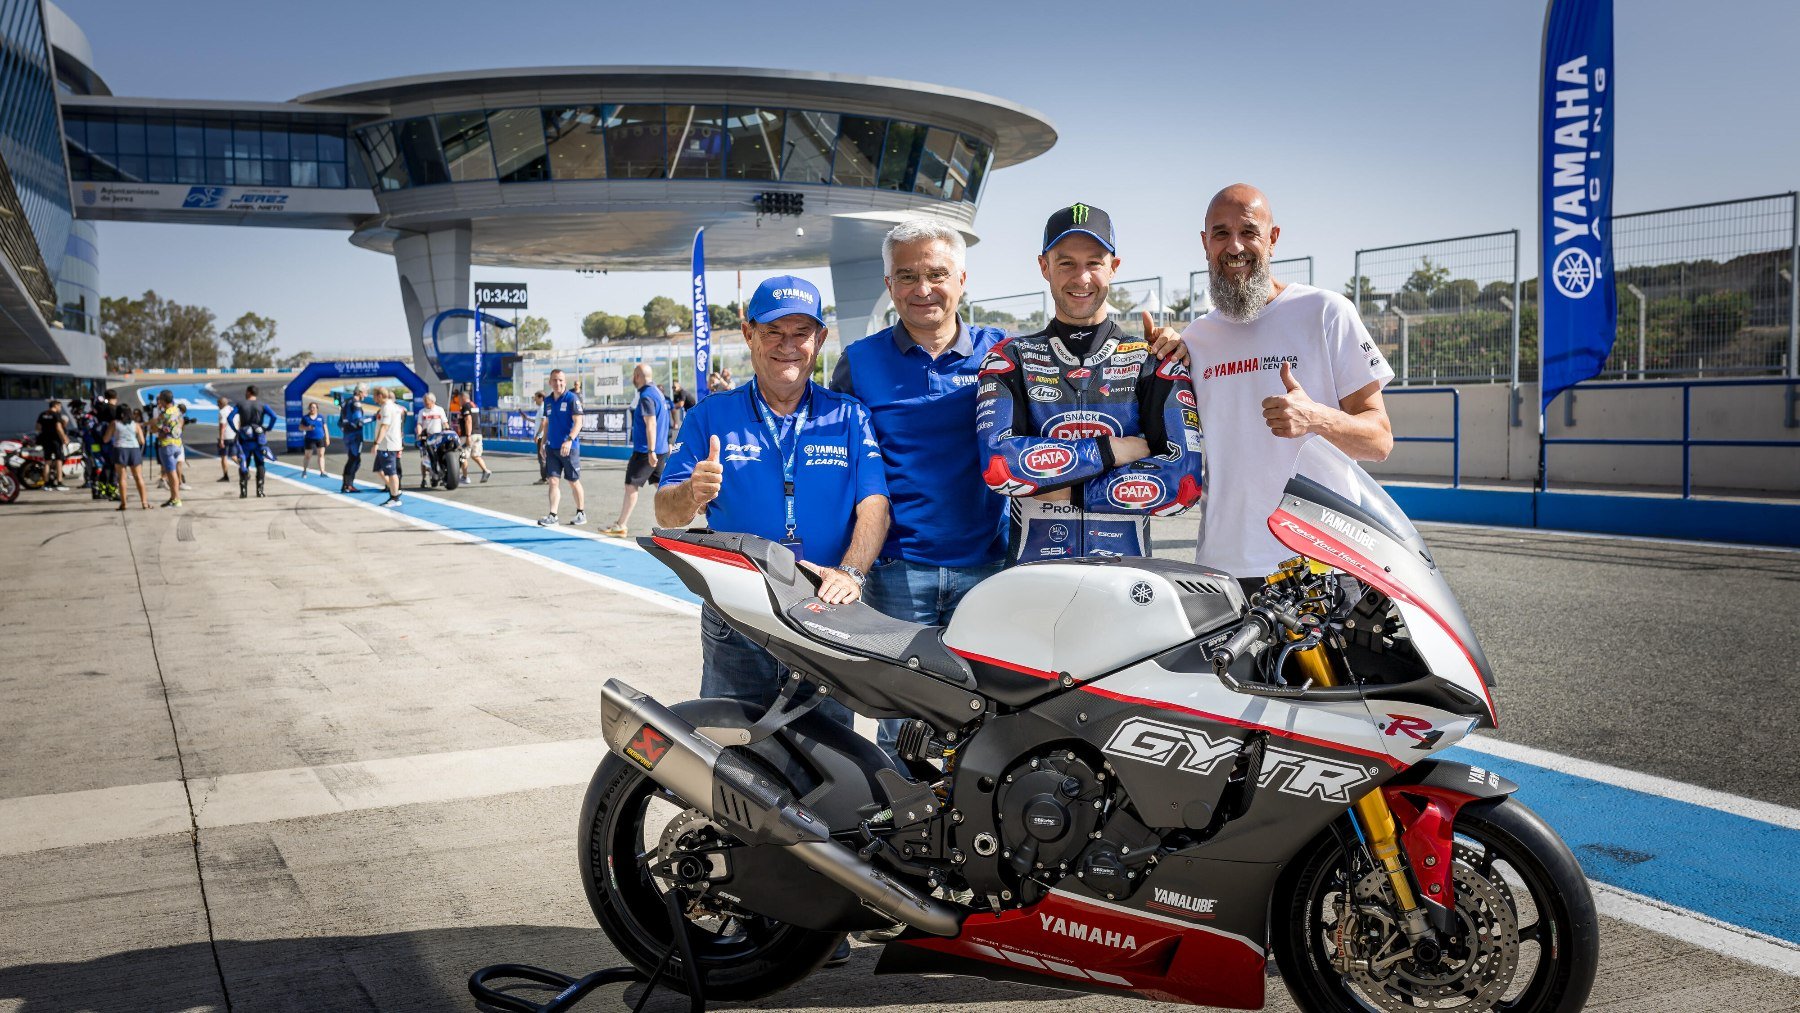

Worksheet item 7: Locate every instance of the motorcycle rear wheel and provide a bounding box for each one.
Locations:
[19,460,45,490]
[1274,796,1598,1013]
[578,753,841,1001]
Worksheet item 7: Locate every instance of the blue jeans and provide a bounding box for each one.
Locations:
[699,604,851,727]
[861,558,1002,760]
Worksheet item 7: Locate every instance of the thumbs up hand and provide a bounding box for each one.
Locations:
[689,435,724,507]
[1261,362,1324,439]
[1142,310,1190,366]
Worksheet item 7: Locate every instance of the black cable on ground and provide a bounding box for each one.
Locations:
[120,514,235,1012]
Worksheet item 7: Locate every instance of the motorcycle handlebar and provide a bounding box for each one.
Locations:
[1211,612,1273,675]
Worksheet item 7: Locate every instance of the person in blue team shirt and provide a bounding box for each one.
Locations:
[338,384,369,493]
[602,363,670,537]
[536,368,588,526]
[298,401,331,478]
[657,274,890,726]
[828,219,1008,759]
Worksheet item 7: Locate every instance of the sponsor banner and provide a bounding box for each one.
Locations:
[1539,0,1615,410]
[75,181,376,215]
[504,411,532,438]
[692,228,711,402]
[474,282,528,309]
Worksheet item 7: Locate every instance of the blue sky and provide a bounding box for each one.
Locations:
[64,0,1800,356]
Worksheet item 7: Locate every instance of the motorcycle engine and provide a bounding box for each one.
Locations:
[992,749,1112,903]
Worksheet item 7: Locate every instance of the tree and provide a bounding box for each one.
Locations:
[582,311,627,344]
[277,349,314,369]
[708,302,741,329]
[220,311,279,368]
[624,314,647,338]
[514,314,552,351]
[642,295,688,335]
[1402,256,1451,295]
[101,290,220,370]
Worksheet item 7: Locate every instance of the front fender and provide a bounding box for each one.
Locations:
[1381,758,1519,930]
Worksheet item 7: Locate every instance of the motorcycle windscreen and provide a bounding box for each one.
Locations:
[1266,438,1498,726]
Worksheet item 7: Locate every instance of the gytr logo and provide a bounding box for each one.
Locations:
[183,186,226,209]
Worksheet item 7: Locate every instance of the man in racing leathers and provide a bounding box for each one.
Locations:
[977,203,1203,563]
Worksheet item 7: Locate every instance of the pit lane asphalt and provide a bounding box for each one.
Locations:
[3,446,1796,1011]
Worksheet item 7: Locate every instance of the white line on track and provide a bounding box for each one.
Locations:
[1456,734,1800,831]
[1593,883,1800,975]
[266,467,697,617]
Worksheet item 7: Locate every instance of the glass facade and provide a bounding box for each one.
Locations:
[64,108,361,189]
[0,0,73,311]
[61,99,998,206]
[347,103,993,204]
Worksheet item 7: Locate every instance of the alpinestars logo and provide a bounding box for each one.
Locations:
[1038,914,1135,950]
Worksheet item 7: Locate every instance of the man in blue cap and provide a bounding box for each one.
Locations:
[657,274,889,723]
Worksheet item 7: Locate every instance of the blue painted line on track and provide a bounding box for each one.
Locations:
[273,459,1800,946]
[1441,746,1800,945]
[270,460,698,605]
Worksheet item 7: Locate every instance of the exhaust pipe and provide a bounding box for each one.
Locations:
[600,679,962,937]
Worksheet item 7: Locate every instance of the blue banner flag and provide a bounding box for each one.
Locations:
[1539,0,1615,411]
[691,227,711,402]
[472,310,483,410]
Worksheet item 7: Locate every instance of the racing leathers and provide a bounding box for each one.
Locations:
[976,317,1203,564]
[227,399,277,498]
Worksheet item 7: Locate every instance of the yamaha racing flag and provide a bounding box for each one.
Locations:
[691,227,711,402]
[1539,0,1615,411]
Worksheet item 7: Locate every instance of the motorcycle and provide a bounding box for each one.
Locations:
[421,430,461,490]
[0,436,81,490]
[579,439,1599,1012]
[0,456,17,502]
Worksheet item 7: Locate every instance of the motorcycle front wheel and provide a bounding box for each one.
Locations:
[19,460,45,489]
[1274,796,1598,1013]
[0,470,17,502]
[578,754,841,1001]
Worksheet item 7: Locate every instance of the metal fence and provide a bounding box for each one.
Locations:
[1353,230,1521,385]
[1187,256,1314,320]
[1105,275,1166,328]
[509,339,835,408]
[1604,192,1798,380]
[964,290,1048,336]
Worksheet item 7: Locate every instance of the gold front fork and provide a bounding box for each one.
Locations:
[1285,626,1424,919]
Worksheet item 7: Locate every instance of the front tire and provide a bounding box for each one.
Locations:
[0,470,17,502]
[1274,796,1598,1013]
[440,450,460,489]
[578,754,841,1001]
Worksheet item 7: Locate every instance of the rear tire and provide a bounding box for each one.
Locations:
[19,460,45,490]
[441,450,459,490]
[578,754,840,1001]
[1274,796,1598,1013]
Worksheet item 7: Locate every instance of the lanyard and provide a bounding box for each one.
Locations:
[749,379,810,541]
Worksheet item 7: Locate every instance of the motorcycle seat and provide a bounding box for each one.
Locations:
[782,598,975,689]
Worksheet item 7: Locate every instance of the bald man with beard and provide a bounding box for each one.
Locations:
[1179,184,1396,587]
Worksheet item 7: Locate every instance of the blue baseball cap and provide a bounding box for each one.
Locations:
[746,275,826,325]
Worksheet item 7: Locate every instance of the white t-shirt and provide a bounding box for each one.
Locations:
[1180,283,1394,578]
[417,404,449,435]
[375,401,405,451]
[218,407,236,441]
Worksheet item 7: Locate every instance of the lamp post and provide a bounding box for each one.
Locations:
[1626,283,1647,380]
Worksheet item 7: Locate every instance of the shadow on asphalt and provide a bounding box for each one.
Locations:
[0,925,1067,1012]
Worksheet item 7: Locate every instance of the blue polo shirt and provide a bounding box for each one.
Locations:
[831,321,1008,567]
[661,381,888,568]
[631,383,671,454]
[543,390,583,444]
[299,413,327,440]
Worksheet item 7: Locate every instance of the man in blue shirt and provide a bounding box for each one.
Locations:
[602,363,670,537]
[657,275,889,726]
[536,368,588,526]
[339,383,369,493]
[829,219,1008,759]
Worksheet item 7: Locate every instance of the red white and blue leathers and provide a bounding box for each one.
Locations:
[976,317,1204,564]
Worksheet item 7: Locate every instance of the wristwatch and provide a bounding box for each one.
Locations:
[837,564,866,587]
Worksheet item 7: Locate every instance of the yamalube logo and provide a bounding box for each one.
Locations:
[1150,888,1217,917]
[1022,445,1076,478]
